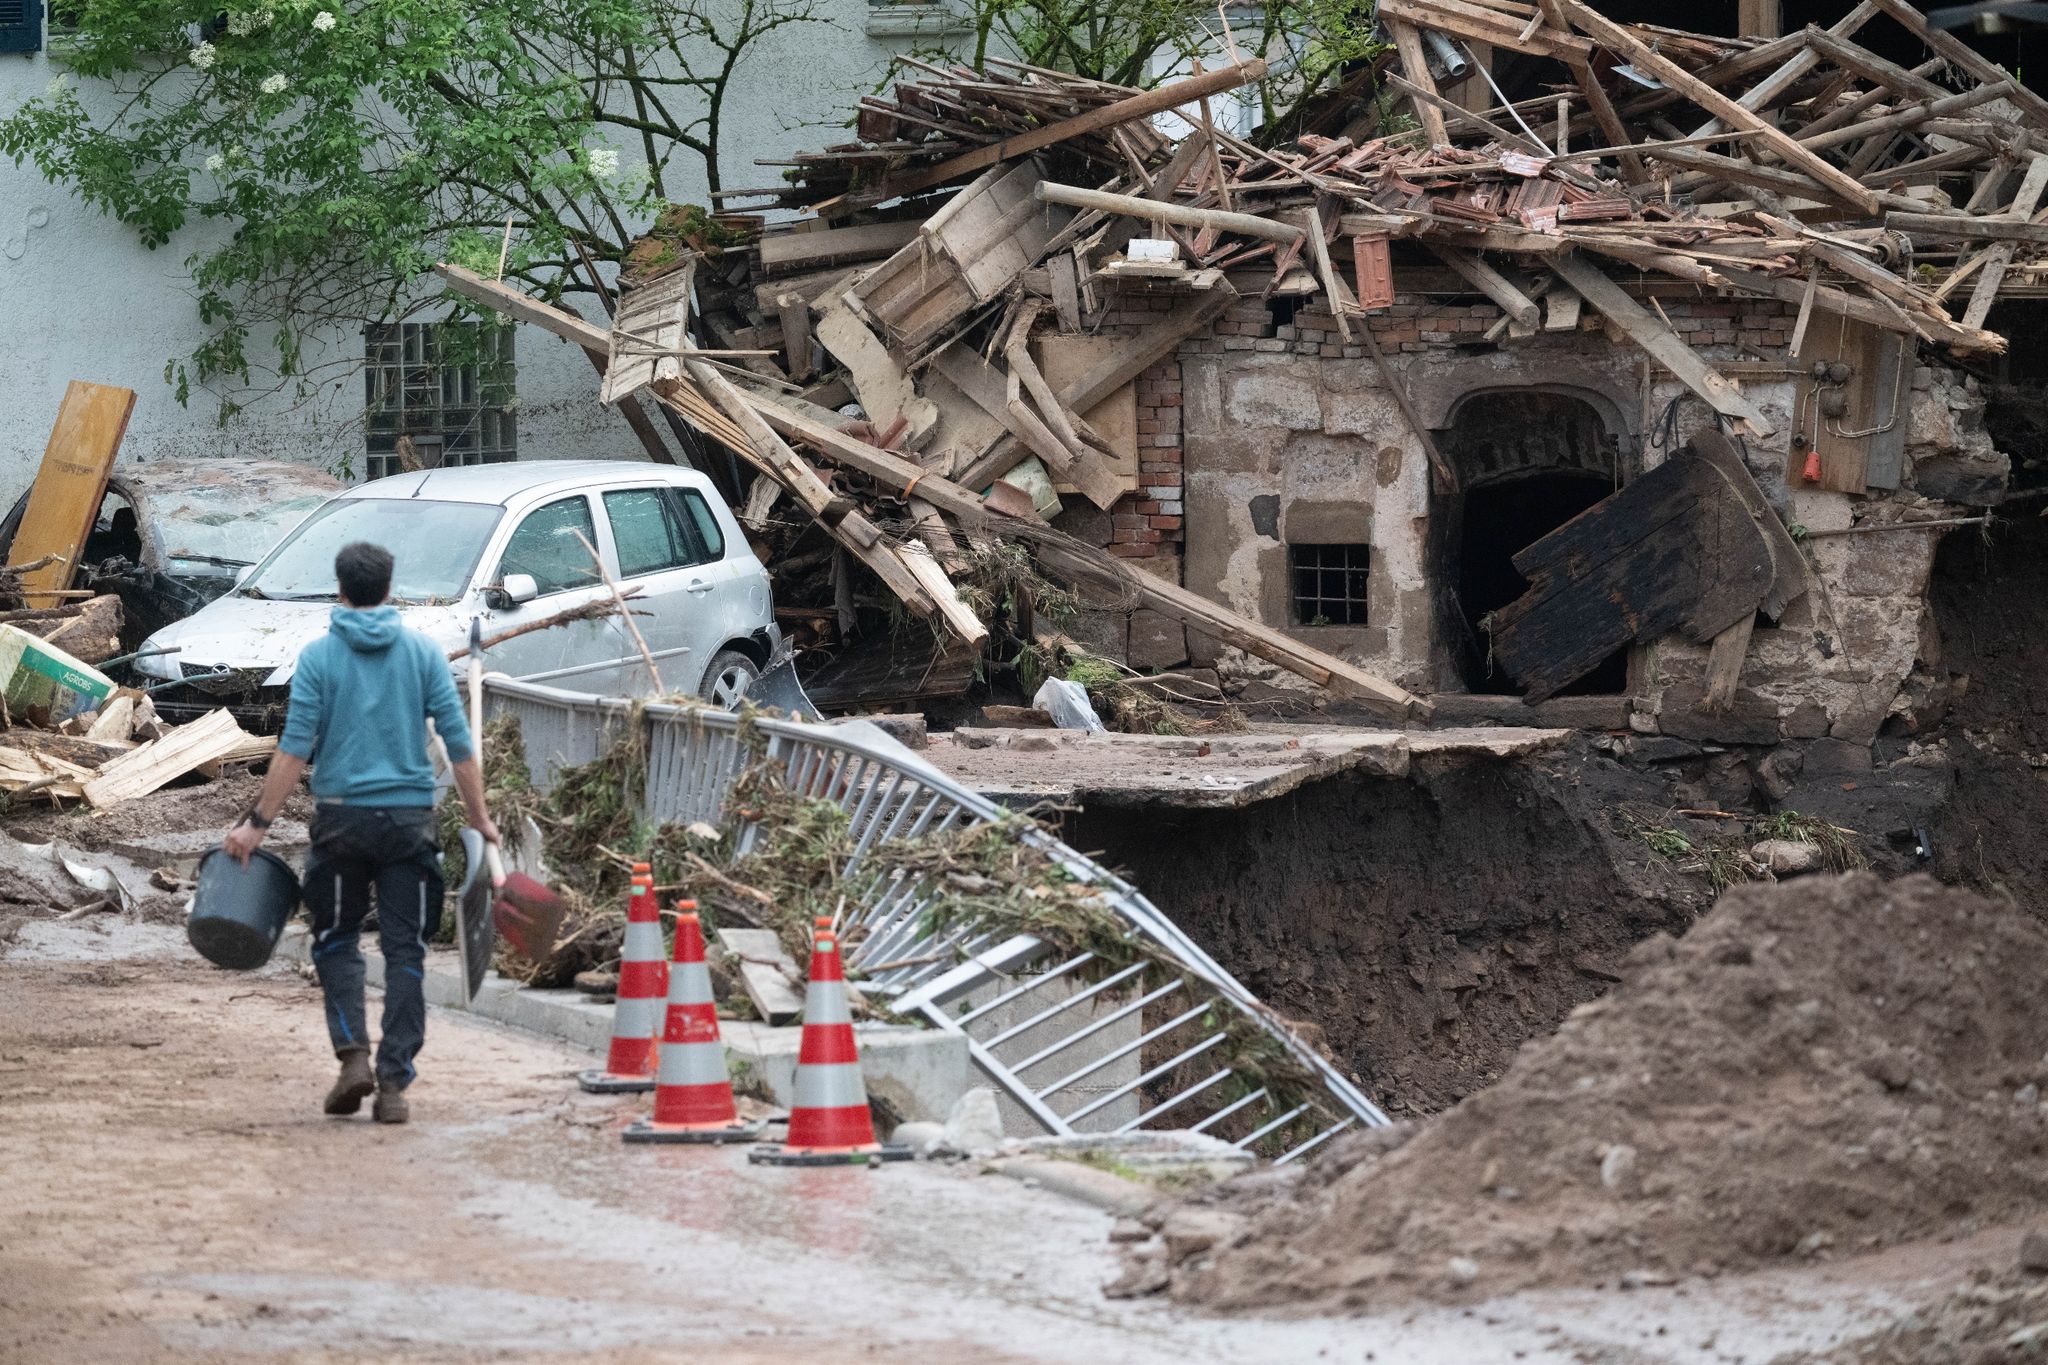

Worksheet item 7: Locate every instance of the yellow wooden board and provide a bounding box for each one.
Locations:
[10,381,136,601]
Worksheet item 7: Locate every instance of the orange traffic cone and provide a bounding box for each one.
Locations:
[750,918,910,1166]
[624,905,761,1144]
[579,868,666,1094]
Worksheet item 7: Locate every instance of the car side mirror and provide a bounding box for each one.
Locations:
[496,572,539,607]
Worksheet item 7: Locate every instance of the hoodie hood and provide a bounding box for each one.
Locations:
[330,604,402,653]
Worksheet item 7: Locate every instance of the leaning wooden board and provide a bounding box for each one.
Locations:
[8,382,136,602]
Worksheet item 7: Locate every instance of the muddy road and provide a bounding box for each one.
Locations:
[0,919,2015,1364]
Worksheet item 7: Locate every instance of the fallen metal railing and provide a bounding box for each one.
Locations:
[484,676,1388,1160]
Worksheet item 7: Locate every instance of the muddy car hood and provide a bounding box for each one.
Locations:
[143,595,470,685]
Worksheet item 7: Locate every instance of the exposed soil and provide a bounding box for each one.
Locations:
[1126,874,2048,1312]
[1925,511,2048,918]
[1773,1263,2048,1364]
[1068,744,1704,1115]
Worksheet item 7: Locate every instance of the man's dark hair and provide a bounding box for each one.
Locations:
[335,542,394,607]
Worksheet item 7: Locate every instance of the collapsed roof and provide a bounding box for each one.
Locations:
[437,0,2046,717]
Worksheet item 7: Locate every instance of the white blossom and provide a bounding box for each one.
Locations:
[189,41,218,70]
[45,72,71,97]
[227,11,257,35]
[586,147,620,179]
[312,10,335,31]
[260,73,289,95]
[204,152,226,174]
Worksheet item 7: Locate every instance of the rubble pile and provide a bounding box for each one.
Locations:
[1116,874,2048,1309]
[434,0,2048,719]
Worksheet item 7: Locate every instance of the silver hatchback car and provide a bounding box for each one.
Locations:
[134,461,779,728]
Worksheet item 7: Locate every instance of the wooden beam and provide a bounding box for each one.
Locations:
[1887,208,2048,245]
[845,61,1267,209]
[1739,0,1783,39]
[1033,182,1305,242]
[1561,1,1882,216]
[1550,254,1775,434]
[1963,152,2048,329]
[1430,245,1542,329]
[1385,18,1450,146]
[1360,327,1459,494]
[1691,4,1878,138]
[1867,0,2048,131]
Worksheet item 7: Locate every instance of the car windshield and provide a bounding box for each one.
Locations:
[241,498,503,603]
[151,488,335,573]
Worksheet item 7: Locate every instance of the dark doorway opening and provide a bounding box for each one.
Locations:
[1457,472,1630,695]
[1436,389,1631,697]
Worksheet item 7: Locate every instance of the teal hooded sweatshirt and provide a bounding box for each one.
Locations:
[279,606,474,807]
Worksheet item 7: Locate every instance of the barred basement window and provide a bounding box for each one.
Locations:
[1290,543,1370,626]
[364,322,516,480]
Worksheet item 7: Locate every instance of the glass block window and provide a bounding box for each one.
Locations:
[1290,543,1371,626]
[364,321,516,480]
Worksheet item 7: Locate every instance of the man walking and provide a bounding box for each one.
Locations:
[225,542,500,1124]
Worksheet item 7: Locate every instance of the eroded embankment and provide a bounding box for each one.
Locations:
[1067,747,1699,1115]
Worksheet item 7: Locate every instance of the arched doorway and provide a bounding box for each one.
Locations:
[1438,390,1631,696]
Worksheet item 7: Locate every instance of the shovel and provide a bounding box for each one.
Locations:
[454,617,565,1001]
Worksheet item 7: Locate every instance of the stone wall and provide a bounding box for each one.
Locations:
[1144,278,2010,746]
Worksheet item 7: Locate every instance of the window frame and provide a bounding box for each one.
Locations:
[678,488,727,563]
[0,0,44,54]
[1288,542,1372,628]
[493,493,602,601]
[363,320,517,481]
[599,485,715,582]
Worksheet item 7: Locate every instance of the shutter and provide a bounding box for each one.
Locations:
[0,0,42,53]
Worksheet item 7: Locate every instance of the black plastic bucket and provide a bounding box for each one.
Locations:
[188,847,301,970]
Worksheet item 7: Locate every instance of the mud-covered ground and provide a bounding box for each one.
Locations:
[8,917,2019,1364]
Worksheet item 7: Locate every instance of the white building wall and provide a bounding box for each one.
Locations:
[0,2,960,500]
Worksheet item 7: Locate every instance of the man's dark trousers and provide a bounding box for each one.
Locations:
[302,804,443,1090]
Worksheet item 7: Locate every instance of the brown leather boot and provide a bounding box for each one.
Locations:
[372,1083,409,1125]
[324,1049,374,1116]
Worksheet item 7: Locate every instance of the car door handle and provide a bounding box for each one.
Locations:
[684,579,713,595]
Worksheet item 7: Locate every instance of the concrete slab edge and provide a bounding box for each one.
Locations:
[986,1156,1159,1217]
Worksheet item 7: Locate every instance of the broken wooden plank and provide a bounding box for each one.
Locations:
[82,708,249,808]
[717,927,806,1025]
[757,220,922,274]
[954,285,1236,492]
[1493,442,1776,701]
[814,293,940,445]
[1550,254,1774,434]
[9,382,135,603]
[841,61,1267,209]
[1962,153,2048,329]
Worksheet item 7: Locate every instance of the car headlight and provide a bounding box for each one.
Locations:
[131,641,180,681]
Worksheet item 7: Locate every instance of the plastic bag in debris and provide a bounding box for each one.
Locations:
[1032,677,1104,732]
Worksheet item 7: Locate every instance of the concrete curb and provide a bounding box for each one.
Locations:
[277,925,973,1122]
[986,1156,1159,1216]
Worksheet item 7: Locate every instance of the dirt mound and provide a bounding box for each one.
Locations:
[1127,874,2048,1311]
[1775,1260,2048,1363]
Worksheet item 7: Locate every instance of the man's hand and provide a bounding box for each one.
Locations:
[224,819,265,865]
[471,814,503,849]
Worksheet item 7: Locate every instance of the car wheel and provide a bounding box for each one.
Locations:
[699,648,759,709]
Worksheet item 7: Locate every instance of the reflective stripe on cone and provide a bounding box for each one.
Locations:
[749,923,910,1165]
[624,906,760,1145]
[580,876,667,1093]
